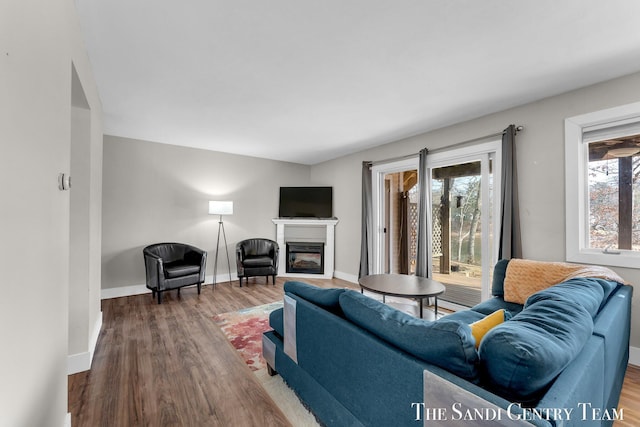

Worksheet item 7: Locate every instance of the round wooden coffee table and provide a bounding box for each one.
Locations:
[358,274,445,318]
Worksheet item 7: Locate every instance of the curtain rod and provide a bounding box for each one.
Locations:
[369,125,523,166]
[369,153,418,166]
[428,125,524,155]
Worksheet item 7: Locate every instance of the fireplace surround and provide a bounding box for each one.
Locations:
[272,217,338,279]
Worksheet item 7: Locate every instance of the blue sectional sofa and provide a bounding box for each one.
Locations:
[262,260,633,426]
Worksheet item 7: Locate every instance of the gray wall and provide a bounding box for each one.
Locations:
[0,0,103,425]
[310,71,640,349]
[102,136,311,290]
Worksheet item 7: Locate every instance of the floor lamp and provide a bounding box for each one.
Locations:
[209,201,233,287]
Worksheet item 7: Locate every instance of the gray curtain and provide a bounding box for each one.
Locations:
[415,148,429,277]
[498,125,522,259]
[359,161,373,278]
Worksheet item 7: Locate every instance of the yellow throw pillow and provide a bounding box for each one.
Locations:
[470,309,506,349]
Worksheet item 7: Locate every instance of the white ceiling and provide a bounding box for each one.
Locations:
[77,0,640,165]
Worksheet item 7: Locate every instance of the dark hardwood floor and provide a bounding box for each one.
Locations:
[68,277,358,427]
[617,364,640,427]
[69,277,640,426]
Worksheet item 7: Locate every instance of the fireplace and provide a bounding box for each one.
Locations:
[286,242,324,274]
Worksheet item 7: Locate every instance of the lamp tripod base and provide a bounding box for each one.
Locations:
[212,217,233,288]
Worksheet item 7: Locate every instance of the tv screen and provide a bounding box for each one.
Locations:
[279,187,333,218]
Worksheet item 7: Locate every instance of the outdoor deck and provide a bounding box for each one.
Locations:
[433,271,482,308]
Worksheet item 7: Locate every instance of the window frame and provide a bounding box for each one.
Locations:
[565,101,640,269]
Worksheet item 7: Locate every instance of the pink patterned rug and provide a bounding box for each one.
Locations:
[213,301,283,371]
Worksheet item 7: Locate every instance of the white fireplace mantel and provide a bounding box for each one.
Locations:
[272,218,339,279]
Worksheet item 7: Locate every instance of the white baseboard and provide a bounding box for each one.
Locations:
[103,271,353,301]
[63,412,71,427]
[67,351,90,375]
[100,274,237,300]
[211,272,238,285]
[68,313,103,375]
[101,283,150,300]
[89,312,102,360]
[334,270,358,284]
[630,345,640,366]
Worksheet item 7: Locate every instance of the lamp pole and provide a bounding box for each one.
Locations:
[209,201,234,287]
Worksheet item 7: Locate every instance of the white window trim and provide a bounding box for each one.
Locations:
[565,101,640,269]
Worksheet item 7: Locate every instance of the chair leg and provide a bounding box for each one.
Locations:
[239,277,243,287]
[197,283,201,294]
[177,288,181,297]
[157,291,162,304]
[272,275,276,286]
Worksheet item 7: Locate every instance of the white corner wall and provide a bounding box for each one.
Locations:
[0,0,103,425]
[68,63,103,376]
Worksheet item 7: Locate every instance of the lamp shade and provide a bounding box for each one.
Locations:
[209,201,234,215]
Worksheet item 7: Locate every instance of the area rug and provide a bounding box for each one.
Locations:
[212,301,283,371]
[213,302,320,426]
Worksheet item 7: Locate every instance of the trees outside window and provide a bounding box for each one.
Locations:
[587,137,640,251]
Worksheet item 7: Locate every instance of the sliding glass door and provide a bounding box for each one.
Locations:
[370,141,500,308]
[427,142,501,307]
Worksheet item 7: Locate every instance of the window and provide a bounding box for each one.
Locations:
[565,102,640,268]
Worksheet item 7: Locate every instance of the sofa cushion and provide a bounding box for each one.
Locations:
[284,281,345,313]
[242,256,273,267]
[491,259,510,297]
[594,279,621,311]
[479,298,593,404]
[524,277,604,318]
[163,263,200,279]
[441,309,485,324]
[471,297,523,316]
[339,291,479,381]
[469,309,508,349]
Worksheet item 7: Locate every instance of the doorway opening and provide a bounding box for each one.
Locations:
[372,157,419,275]
[383,170,418,274]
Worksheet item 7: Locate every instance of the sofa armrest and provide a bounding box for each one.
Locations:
[535,334,605,427]
[235,245,244,272]
[272,245,279,269]
[143,254,165,290]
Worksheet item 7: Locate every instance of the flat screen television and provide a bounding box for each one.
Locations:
[278,186,333,218]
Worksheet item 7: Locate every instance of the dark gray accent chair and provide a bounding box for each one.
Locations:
[236,238,279,286]
[143,243,207,304]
